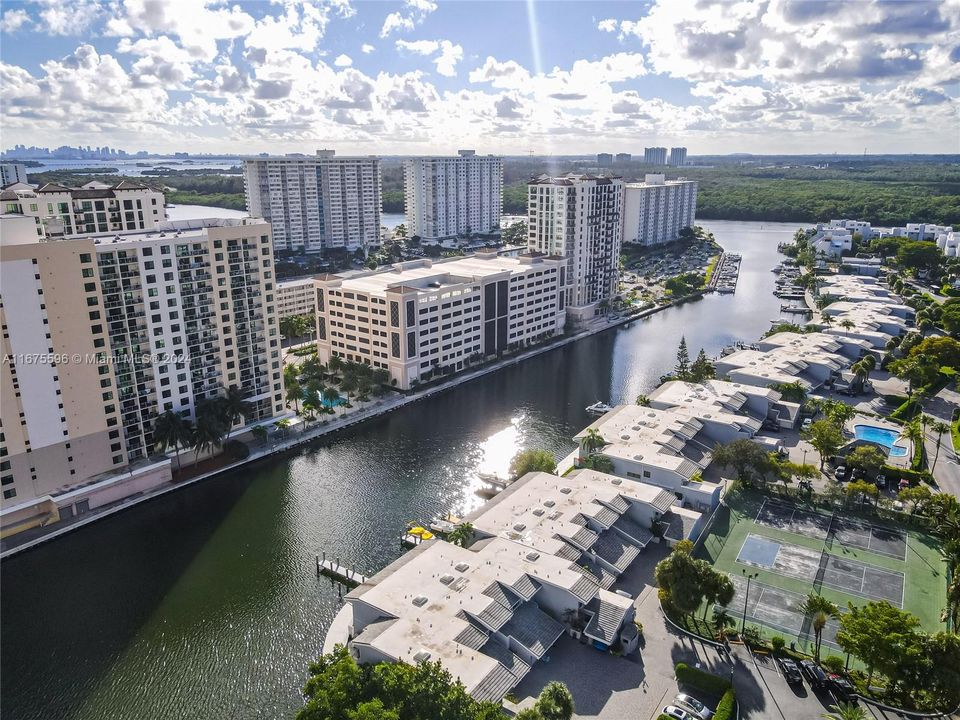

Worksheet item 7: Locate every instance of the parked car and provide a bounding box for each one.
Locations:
[828,674,857,702]
[801,418,813,431]
[800,660,828,689]
[675,693,713,719]
[834,465,848,481]
[662,706,694,720]
[778,657,804,684]
[875,474,887,489]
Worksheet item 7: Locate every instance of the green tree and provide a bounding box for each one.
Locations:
[804,419,844,468]
[846,445,886,477]
[897,241,941,276]
[800,593,839,661]
[836,601,922,684]
[581,454,615,474]
[690,348,715,382]
[533,681,574,720]
[446,522,474,548]
[654,540,705,618]
[635,394,651,406]
[898,484,933,513]
[251,424,269,447]
[286,378,303,413]
[711,439,775,486]
[323,387,343,414]
[674,336,691,381]
[192,399,227,466]
[907,335,960,369]
[509,448,557,479]
[274,418,291,439]
[771,380,807,403]
[821,703,868,720]
[151,410,194,472]
[930,420,951,471]
[220,384,253,440]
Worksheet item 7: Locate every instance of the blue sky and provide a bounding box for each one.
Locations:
[1,0,957,155]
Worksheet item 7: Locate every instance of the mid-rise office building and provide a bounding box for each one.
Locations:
[313,252,565,389]
[527,175,623,323]
[615,153,631,164]
[597,153,613,166]
[0,216,284,533]
[243,150,382,254]
[0,163,28,185]
[0,180,165,238]
[622,174,697,247]
[276,277,318,319]
[643,147,668,166]
[403,150,503,243]
[668,147,687,167]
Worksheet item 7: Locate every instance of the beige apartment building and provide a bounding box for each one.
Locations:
[276,277,317,319]
[313,251,566,389]
[0,179,165,238]
[0,216,284,536]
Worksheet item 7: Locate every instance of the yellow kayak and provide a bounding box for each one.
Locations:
[408,526,434,540]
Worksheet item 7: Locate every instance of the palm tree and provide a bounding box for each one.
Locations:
[285,378,302,413]
[930,420,950,471]
[274,418,291,439]
[340,375,358,399]
[712,607,735,641]
[583,428,607,454]
[636,394,651,407]
[219,385,252,440]
[251,425,268,447]
[839,319,855,335]
[152,410,194,472]
[192,400,227,467]
[322,387,342,413]
[821,703,868,720]
[902,418,924,456]
[800,593,839,661]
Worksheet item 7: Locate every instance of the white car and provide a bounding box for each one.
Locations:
[662,706,694,720]
[801,418,813,431]
[675,693,714,719]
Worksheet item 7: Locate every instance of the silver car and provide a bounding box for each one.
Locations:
[675,693,714,719]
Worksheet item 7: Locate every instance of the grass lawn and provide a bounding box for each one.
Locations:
[703,254,720,285]
[696,487,947,651]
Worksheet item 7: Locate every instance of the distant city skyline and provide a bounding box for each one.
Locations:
[0,0,957,156]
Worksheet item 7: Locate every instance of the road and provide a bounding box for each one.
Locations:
[923,386,960,498]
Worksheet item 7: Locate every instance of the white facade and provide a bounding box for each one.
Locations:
[937,230,958,257]
[622,174,698,246]
[0,163,28,185]
[527,175,622,322]
[276,278,317,319]
[314,252,565,389]
[826,219,874,240]
[668,148,687,167]
[243,151,382,253]
[643,147,668,165]
[0,180,165,238]
[403,151,503,242]
[811,227,853,258]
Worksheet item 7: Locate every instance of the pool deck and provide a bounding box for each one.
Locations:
[845,414,911,468]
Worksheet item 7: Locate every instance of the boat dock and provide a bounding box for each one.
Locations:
[316,553,368,588]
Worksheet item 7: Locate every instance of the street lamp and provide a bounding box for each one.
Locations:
[741,569,759,636]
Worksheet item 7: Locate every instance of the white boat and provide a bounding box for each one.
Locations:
[477,471,508,488]
[586,401,614,414]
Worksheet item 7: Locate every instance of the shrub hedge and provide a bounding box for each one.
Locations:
[714,688,736,720]
[675,662,733,694]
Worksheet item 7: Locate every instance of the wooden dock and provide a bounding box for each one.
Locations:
[316,553,368,588]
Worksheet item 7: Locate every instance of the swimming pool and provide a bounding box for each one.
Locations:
[854,424,908,457]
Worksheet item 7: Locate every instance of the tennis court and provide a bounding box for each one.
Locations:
[736,534,904,606]
[831,517,908,560]
[756,499,908,560]
[724,574,842,648]
[755,499,831,540]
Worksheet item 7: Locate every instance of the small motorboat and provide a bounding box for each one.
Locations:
[477,471,508,488]
[586,401,614,414]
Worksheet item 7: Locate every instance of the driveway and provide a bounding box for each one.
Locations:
[512,543,842,719]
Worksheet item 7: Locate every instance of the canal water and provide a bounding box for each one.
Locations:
[0,220,801,720]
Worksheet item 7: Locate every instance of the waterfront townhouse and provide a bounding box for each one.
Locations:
[811,226,852,258]
[467,469,703,589]
[824,219,875,240]
[313,252,565,389]
[335,468,700,702]
[818,275,896,303]
[647,378,800,431]
[881,223,953,241]
[1,179,165,238]
[573,403,766,510]
[0,216,284,534]
[403,151,503,243]
[758,331,874,362]
[715,345,851,391]
[821,300,913,331]
[276,278,317,320]
[621,174,698,248]
[243,151,382,253]
[527,175,622,325]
